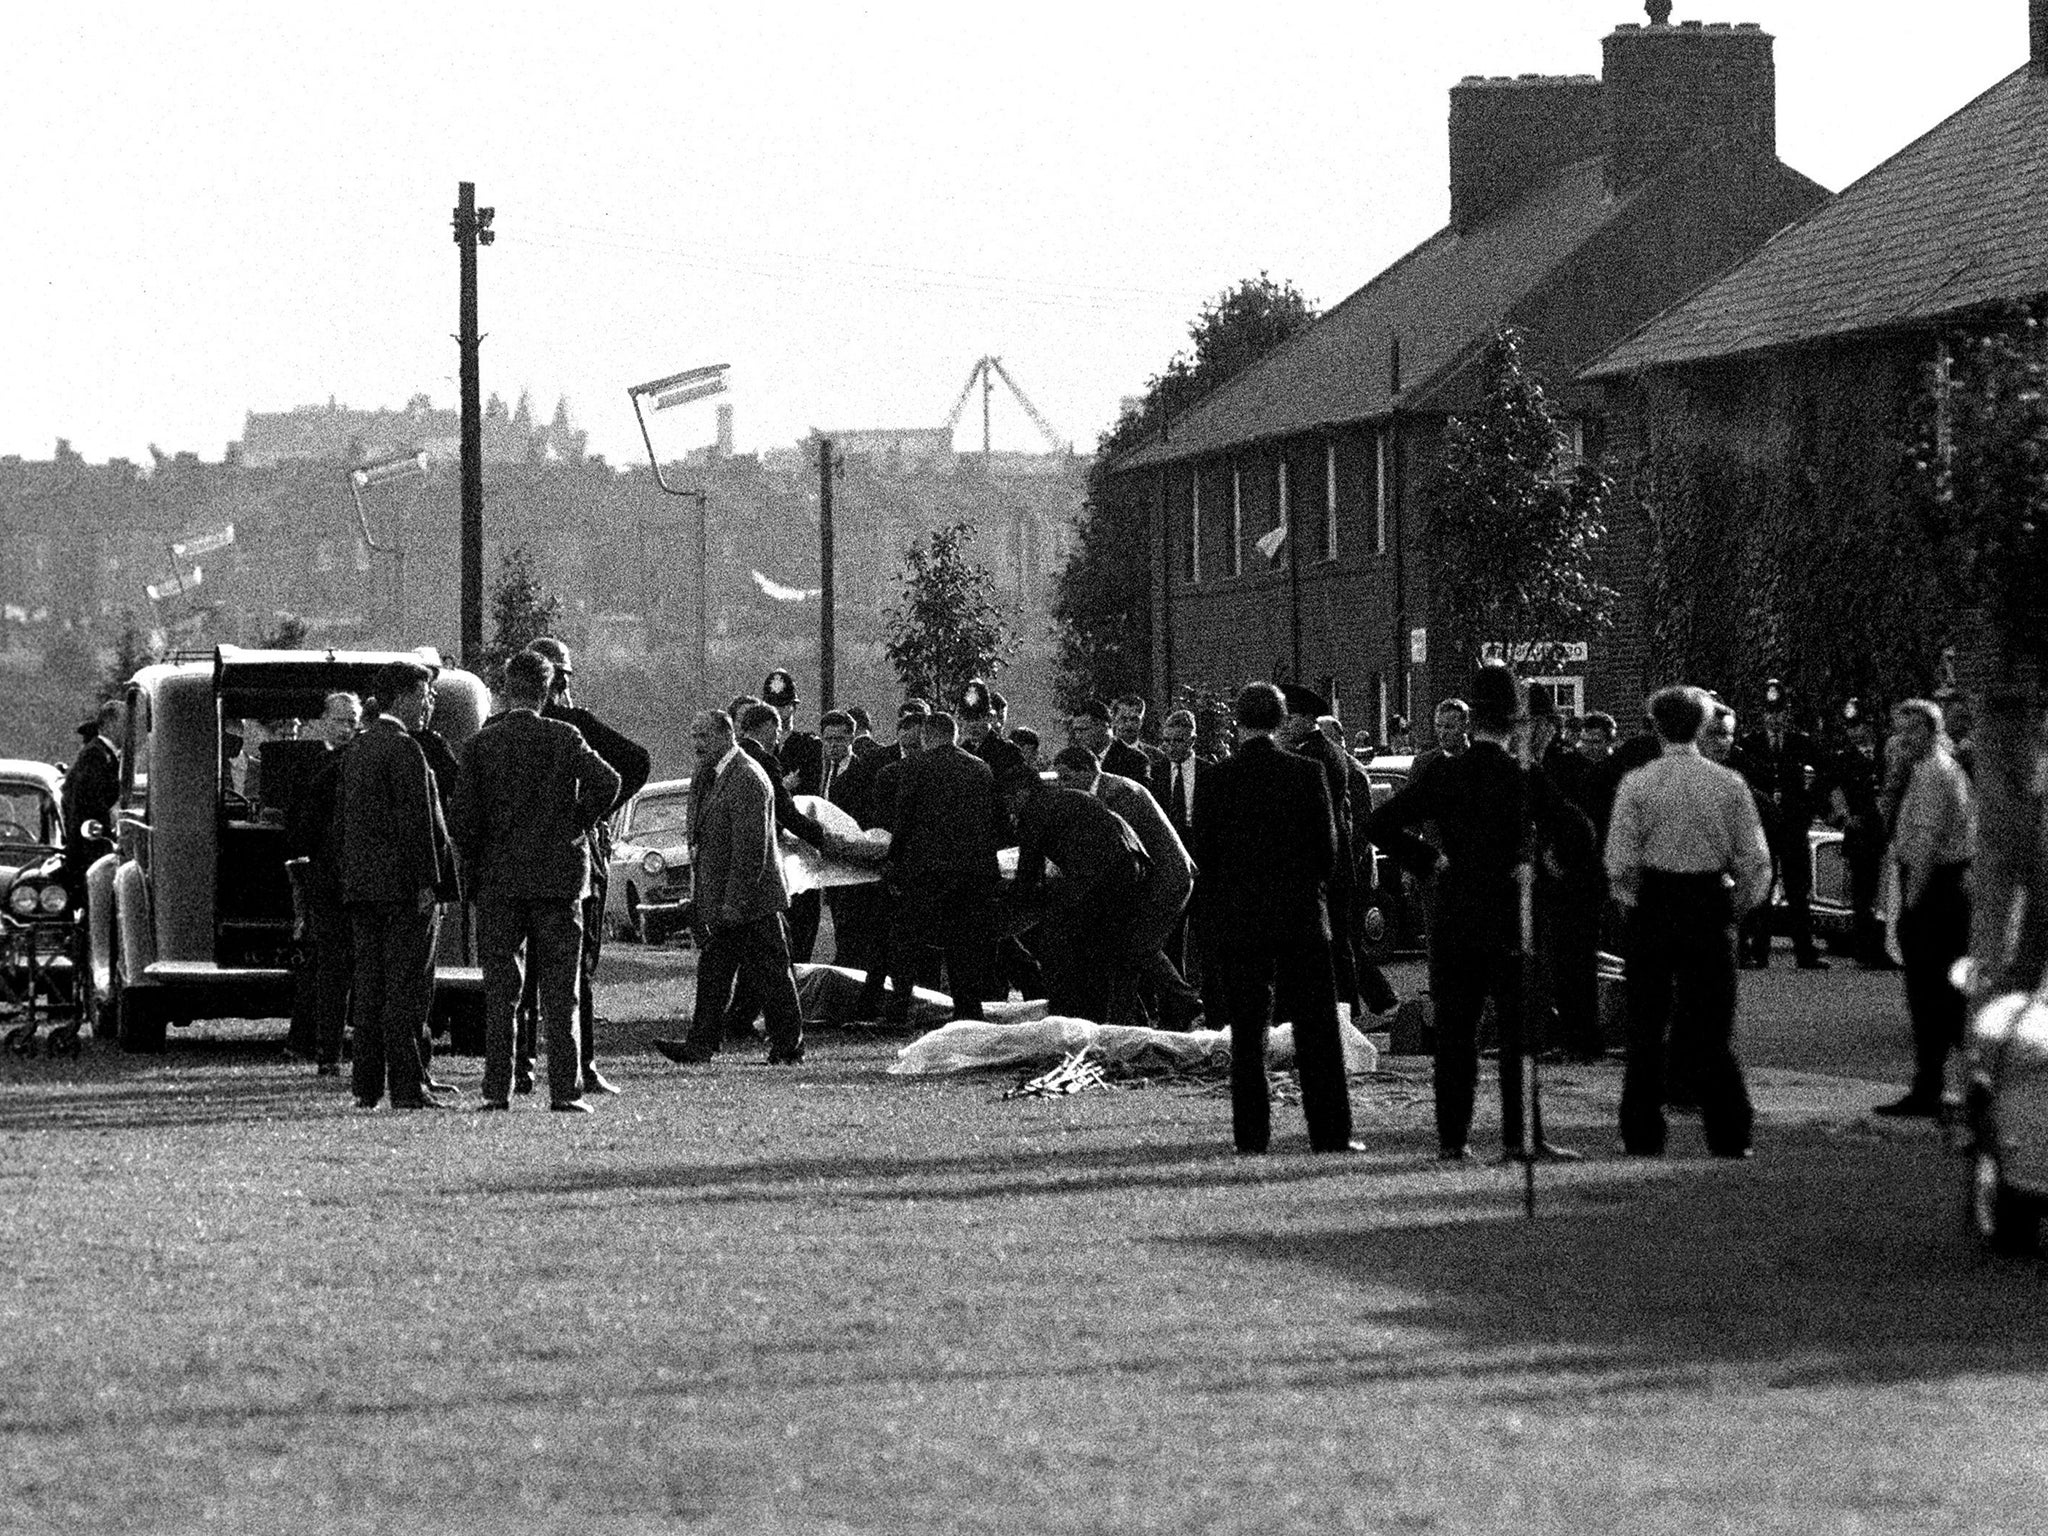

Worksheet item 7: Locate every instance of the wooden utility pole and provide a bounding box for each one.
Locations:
[452,181,493,668]
[818,436,836,711]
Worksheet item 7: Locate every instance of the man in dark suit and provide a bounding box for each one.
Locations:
[1280,684,1399,1018]
[890,711,1004,1021]
[1191,681,1357,1154]
[284,691,361,1073]
[1825,700,1892,968]
[837,702,928,1020]
[1104,694,1162,783]
[335,659,458,1110]
[1364,664,1595,1161]
[451,651,620,1111]
[525,638,651,1094]
[1737,678,1827,969]
[816,709,881,982]
[657,709,806,1064]
[960,679,1027,787]
[1009,755,1148,1023]
[1150,707,1209,989]
[61,700,123,892]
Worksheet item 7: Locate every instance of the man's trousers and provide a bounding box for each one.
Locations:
[479,894,584,1104]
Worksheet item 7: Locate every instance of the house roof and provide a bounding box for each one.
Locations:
[1115,157,1645,472]
[1586,65,2048,377]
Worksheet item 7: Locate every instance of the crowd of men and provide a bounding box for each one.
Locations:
[69,640,1976,1157]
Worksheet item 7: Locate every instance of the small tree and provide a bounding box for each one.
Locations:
[482,545,561,687]
[256,613,309,650]
[1433,327,1616,673]
[884,521,1014,704]
[100,611,159,701]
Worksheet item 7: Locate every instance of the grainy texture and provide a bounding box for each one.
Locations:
[1,951,2042,1535]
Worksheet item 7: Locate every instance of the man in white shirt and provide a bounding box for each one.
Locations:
[1605,685,1772,1158]
[1876,698,1976,1117]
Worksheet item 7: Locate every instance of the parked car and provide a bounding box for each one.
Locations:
[87,646,490,1051]
[605,777,692,942]
[0,759,82,1026]
[1357,753,1425,960]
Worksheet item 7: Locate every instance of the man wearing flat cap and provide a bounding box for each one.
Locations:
[1364,662,1595,1161]
[1736,678,1827,970]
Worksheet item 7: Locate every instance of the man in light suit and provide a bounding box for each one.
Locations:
[335,659,458,1110]
[451,652,620,1112]
[656,710,806,1064]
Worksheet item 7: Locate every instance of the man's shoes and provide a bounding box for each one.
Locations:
[549,1098,593,1114]
[766,1045,806,1065]
[582,1068,622,1095]
[1617,1141,1665,1157]
[1796,955,1831,971]
[655,1038,718,1064]
[513,1069,535,1096]
[477,1100,510,1113]
[1438,1143,1471,1162]
[1712,1145,1756,1160]
[353,1096,381,1110]
[1873,1094,1941,1118]
[1313,1139,1369,1154]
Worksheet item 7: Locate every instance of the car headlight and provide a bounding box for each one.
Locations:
[641,850,666,877]
[38,884,68,915]
[7,886,38,916]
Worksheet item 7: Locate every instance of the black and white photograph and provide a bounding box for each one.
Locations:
[4,2,2048,1530]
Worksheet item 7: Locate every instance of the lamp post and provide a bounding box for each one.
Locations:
[348,450,429,639]
[627,364,728,698]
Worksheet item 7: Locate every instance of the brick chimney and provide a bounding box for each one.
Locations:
[2033,0,2048,79]
[1448,73,1606,233]
[1602,17,1775,192]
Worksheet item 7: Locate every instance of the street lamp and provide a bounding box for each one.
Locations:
[627,364,728,698]
[348,450,429,640]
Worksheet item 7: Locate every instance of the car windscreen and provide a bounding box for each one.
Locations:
[0,784,60,850]
[629,793,691,843]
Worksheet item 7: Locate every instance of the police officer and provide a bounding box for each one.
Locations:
[762,668,825,963]
[1737,678,1828,970]
[1825,698,1893,969]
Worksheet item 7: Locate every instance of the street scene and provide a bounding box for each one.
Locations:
[8,1,2048,1531]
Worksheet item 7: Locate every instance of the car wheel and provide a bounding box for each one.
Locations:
[116,986,166,1053]
[1969,1148,2040,1255]
[1355,891,1395,962]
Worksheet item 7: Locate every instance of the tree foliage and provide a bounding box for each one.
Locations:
[483,545,561,687]
[884,520,1014,704]
[256,613,309,650]
[1909,312,2048,675]
[1431,327,1615,673]
[101,612,159,701]
[1052,273,1318,706]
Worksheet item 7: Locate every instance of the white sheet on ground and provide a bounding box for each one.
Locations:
[888,1014,1379,1077]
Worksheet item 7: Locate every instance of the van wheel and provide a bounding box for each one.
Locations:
[1969,1149,2039,1255]
[117,986,166,1053]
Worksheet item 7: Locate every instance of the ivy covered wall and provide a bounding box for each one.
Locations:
[1603,335,1956,723]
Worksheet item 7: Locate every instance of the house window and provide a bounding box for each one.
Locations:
[1373,430,1389,555]
[1229,466,1243,578]
[1187,469,1202,584]
[1323,441,1339,562]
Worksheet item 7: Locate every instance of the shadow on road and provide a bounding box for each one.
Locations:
[1174,1124,2048,1390]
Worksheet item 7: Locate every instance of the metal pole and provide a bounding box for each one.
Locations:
[697,493,709,700]
[453,181,490,668]
[819,436,835,712]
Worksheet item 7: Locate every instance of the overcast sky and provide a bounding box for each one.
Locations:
[2,1,2024,468]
